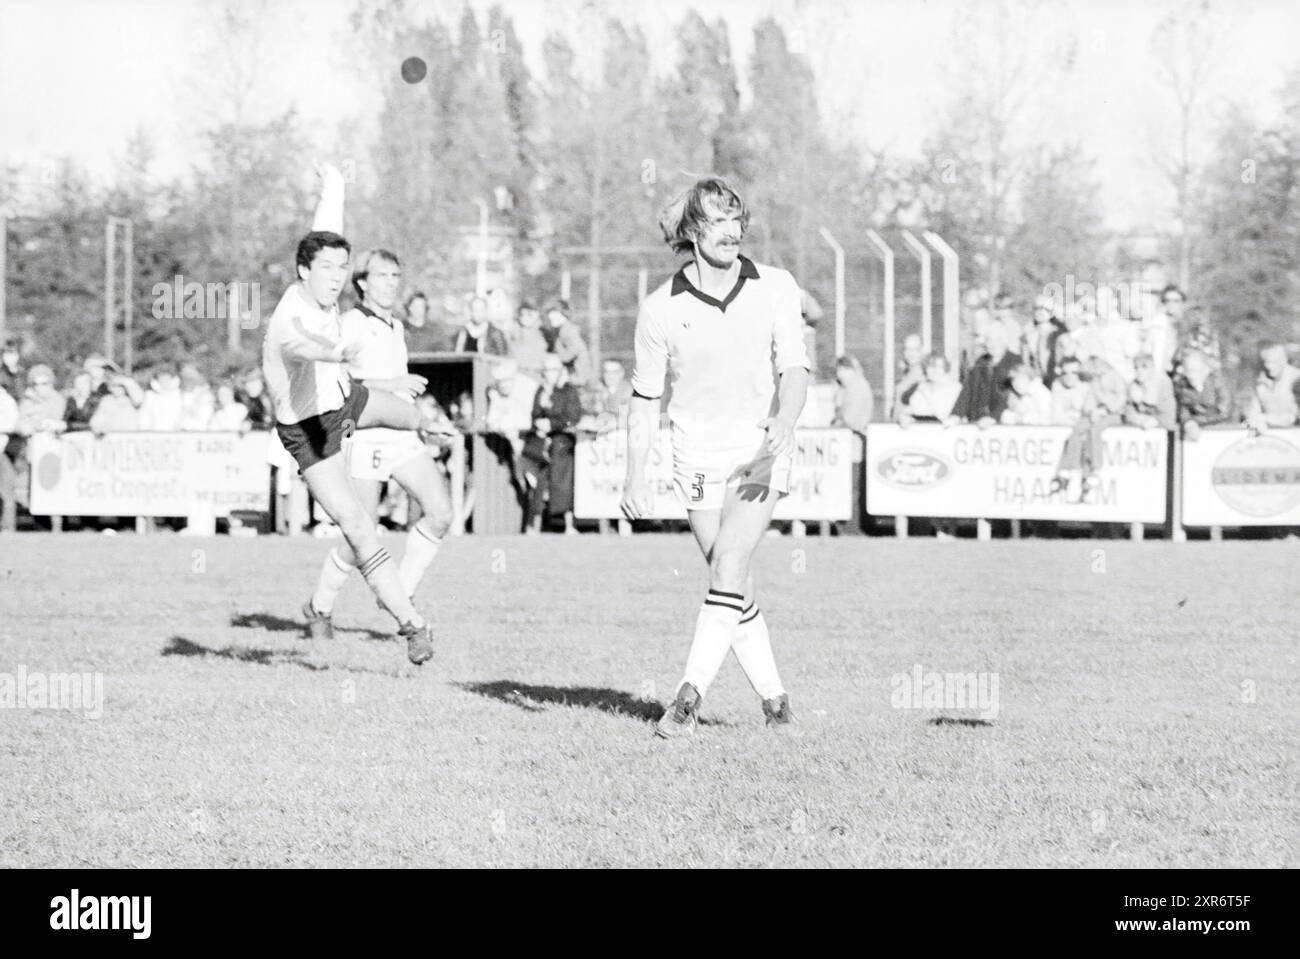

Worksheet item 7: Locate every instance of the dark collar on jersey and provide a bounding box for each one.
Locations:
[356,302,394,329]
[671,255,760,312]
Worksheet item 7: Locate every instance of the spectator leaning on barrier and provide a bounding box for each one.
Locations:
[545,301,592,386]
[89,373,143,435]
[1056,356,1126,494]
[1122,353,1177,430]
[1173,347,1232,441]
[1001,363,1052,425]
[1049,355,1089,427]
[949,320,1019,425]
[138,364,185,431]
[1243,341,1300,431]
[900,353,961,424]
[83,354,112,399]
[179,362,215,430]
[63,371,100,432]
[210,382,251,432]
[17,364,67,437]
[508,301,550,381]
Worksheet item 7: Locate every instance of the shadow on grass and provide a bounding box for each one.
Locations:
[163,635,330,671]
[230,611,391,643]
[928,716,994,728]
[457,679,728,727]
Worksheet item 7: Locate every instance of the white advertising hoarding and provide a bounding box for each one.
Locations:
[29,431,272,517]
[1181,428,1300,526]
[865,424,1168,523]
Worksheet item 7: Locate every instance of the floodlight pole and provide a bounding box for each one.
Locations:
[864,229,895,414]
[818,227,846,358]
[923,231,960,370]
[899,230,932,354]
[104,218,115,362]
[0,209,7,347]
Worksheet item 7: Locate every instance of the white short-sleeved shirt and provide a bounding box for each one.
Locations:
[261,283,352,426]
[340,304,412,403]
[631,255,810,460]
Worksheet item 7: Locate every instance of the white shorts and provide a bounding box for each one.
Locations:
[344,428,426,482]
[672,443,791,511]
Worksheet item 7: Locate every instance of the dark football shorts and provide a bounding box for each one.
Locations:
[275,384,370,473]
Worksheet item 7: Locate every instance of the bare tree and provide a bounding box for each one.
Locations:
[1148,0,1237,293]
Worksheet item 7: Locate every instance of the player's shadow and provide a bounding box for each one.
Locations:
[928,716,995,728]
[230,611,391,643]
[163,635,329,671]
[457,680,727,727]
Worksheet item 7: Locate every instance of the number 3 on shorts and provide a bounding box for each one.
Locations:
[690,472,705,502]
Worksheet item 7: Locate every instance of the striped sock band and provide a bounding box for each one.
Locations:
[739,602,760,625]
[703,588,745,614]
[358,547,392,580]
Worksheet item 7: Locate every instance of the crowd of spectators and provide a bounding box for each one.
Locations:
[5,280,1298,534]
[887,285,1300,439]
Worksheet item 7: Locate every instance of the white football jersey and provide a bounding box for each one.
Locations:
[631,255,810,460]
[262,283,352,426]
[340,304,411,402]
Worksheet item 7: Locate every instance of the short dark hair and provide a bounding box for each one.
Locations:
[296,231,351,276]
[351,248,400,298]
[1160,284,1184,303]
[518,301,538,314]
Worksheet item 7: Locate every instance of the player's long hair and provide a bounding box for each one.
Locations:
[658,177,750,256]
[351,249,401,299]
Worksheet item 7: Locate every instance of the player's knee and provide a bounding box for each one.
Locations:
[421,503,453,539]
[334,507,376,550]
[709,546,749,592]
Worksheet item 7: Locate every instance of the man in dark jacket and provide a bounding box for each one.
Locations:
[949,321,1019,424]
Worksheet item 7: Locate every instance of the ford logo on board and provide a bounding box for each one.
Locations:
[875,450,952,490]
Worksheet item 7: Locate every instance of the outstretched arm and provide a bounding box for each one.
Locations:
[311,162,345,234]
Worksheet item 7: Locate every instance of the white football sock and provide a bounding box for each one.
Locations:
[398,521,442,598]
[310,547,354,615]
[681,589,745,698]
[732,602,785,701]
[359,547,422,628]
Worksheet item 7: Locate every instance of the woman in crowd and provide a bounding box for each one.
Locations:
[210,382,251,432]
[521,353,583,534]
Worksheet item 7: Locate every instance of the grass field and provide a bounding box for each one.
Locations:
[1,532,1296,868]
